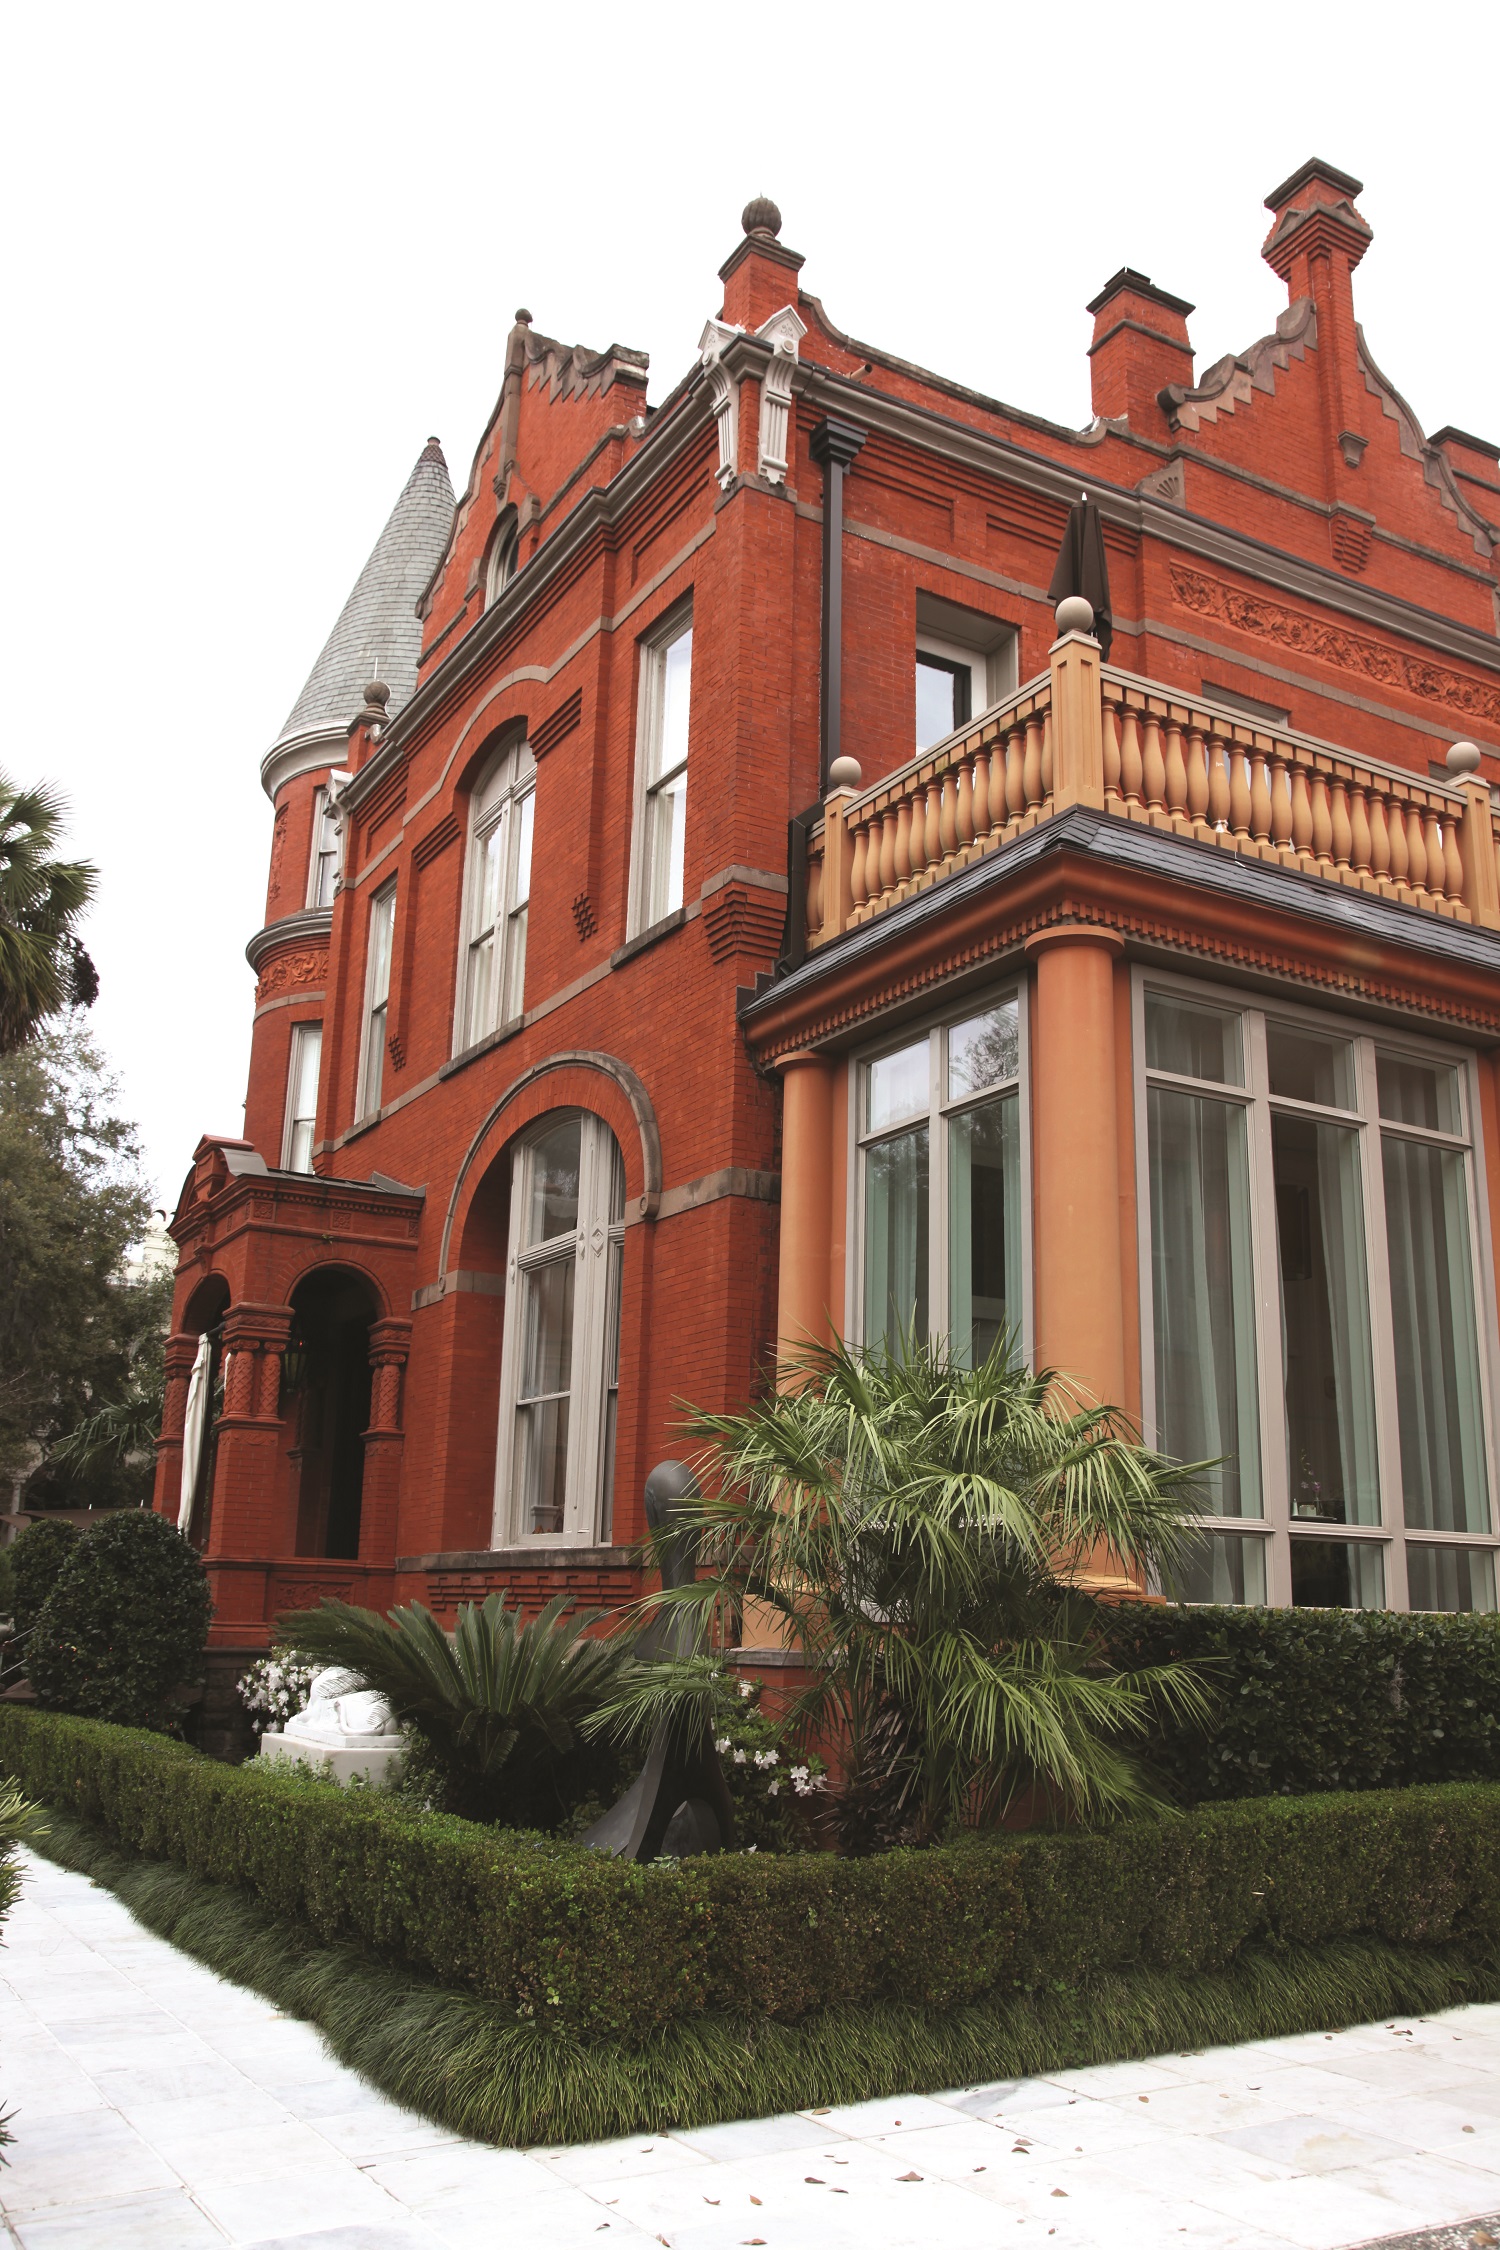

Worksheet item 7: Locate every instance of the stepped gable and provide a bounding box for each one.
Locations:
[274,437,456,748]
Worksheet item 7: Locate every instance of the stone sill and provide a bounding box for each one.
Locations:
[396,1546,638,1572]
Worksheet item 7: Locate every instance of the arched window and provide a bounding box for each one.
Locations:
[494,1111,625,1544]
[458,735,535,1050]
[485,514,519,607]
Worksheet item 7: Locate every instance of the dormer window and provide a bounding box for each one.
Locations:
[485,514,520,607]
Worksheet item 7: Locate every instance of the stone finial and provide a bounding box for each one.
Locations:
[741,196,782,239]
[1055,595,1095,636]
[362,679,390,717]
[828,754,862,791]
[514,307,533,326]
[1447,740,1483,777]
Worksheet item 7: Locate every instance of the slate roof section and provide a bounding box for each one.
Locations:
[273,437,456,749]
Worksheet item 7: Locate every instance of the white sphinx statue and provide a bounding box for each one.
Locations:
[259,1665,407,1788]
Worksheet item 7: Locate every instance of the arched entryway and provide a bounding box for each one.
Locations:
[283,1269,377,1558]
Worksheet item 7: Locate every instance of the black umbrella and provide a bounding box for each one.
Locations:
[1047,493,1113,660]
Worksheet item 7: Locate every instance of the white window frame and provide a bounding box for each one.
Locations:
[485,514,519,607]
[492,1110,627,1547]
[849,983,1032,1368]
[307,783,345,909]
[454,735,536,1054]
[281,1021,323,1172]
[628,601,694,937]
[914,605,1018,755]
[1132,965,1500,1611]
[358,883,396,1122]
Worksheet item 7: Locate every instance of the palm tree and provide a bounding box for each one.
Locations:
[0,774,98,1054]
[599,1335,1214,1851]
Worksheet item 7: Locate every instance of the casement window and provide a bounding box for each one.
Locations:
[308,784,344,909]
[457,737,536,1051]
[358,884,396,1121]
[485,514,519,607]
[631,607,693,932]
[856,991,1028,1367]
[914,599,1018,754]
[494,1111,626,1543]
[1136,974,1498,1613]
[281,1023,323,1171]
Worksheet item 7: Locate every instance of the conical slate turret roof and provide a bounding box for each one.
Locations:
[273,437,456,747]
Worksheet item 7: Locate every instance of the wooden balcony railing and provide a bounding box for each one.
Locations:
[803,611,1499,949]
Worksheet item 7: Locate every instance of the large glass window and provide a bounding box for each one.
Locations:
[633,609,693,930]
[496,1112,626,1543]
[458,736,536,1052]
[1139,978,1496,1611]
[860,994,1024,1365]
[281,1023,322,1172]
[358,885,395,1121]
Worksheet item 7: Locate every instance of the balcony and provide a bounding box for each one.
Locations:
[802,621,1499,954]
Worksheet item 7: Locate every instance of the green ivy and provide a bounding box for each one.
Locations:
[3,1706,1497,2048]
[1099,1604,1500,1799]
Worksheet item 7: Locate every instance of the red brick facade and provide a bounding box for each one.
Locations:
[158,166,1500,1642]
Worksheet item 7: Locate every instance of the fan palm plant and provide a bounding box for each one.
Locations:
[0,775,98,1054]
[280,1592,636,1826]
[595,1335,1215,1851]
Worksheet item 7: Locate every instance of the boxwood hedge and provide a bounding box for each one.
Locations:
[3,1705,1497,2047]
[1100,1604,1500,1800]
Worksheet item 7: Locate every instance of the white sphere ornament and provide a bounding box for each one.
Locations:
[1447,740,1483,777]
[828,754,863,790]
[1054,595,1095,636]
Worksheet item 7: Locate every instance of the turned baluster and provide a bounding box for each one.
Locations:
[1270,754,1295,861]
[909,785,929,877]
[1369,790,1392,890]
[1005,727,1025,829]
[1229,746,1253,845]
[1425,811,1447,906]
[1164,722,1189,832]
[1406,804,1429,901]
[935,773,955,859]
[1290,765,1314,867]
[1185,726,1210,836]
[1330,780,1353,876]
[924,781,942,867]
[1250,751,1273,851]
[873,808,893,898]
[1120,705,1144,813]
[1208,731,1232,835]
[893,799,912,888]
[1103,699,1123,805]
[1142,711,1167,825]
[850,820,869,911]
[955,760,975,849]
[1040,712,1054,806]
[1310,772,1334,870]
[1349,786,1372,886]
[1022,718,1044,818]
[1388,794,1410,891]
[1443,812,1465,912]
[971,748,991,841]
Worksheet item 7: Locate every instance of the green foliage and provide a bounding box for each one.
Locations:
[0,773,97,1056]
[27,1513,210,1730]
[1099,1603,1500,1800]
[621,1335,1211,1847]
[711,1674,827,1854]
[29,1806,1500,2150]
[0,1542,15,1622]
[0,1774,45,1937]
[4,1706,1498,2052]
[0,1025,158,1486]
[9,1518,79,1637]
[279,1594,634,1827]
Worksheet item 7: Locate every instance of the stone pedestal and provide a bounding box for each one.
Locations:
[258,1730,407,1788]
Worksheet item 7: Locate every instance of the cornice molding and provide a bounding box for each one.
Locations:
[244,907,333,975]
[259,725,349,804]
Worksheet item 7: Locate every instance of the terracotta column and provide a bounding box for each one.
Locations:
[360,1316,412,1564]
[775,1051,836,1375]
[1026,926,1127,1411]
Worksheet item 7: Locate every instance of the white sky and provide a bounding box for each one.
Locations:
[3,1,1495,1205]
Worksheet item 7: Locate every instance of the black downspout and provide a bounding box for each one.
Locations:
[779,415,866,974]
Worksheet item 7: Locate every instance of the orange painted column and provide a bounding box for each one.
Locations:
[775,1051,836,1374]
[1026,926,1127,1412]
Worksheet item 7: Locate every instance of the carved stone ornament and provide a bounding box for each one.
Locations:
[698,318,743,490]
[255,946,329,1003]
[754,304,807,484]
[1169,562,1500,731]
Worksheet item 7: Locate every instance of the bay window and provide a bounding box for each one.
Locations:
[494,1111,626,1544]
[858,992,1026,1366]
[457,736,535,1051]
[1137,975,1497,1611]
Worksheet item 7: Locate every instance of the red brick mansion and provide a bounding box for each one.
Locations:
[156,162,1500,1645]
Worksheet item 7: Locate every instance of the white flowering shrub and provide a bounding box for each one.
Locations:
[713,1674,827,1851]
[237,1648,316,1736]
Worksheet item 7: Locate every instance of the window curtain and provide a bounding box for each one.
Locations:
[1382,1135,1487,1531]
[864,1127,929,1351]
[1313,1122,1380,1521]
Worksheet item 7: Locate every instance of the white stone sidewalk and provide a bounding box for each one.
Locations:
[3,1851,1500,2250]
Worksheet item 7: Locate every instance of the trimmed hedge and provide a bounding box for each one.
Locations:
[3,1706,1498,2047]
[1101,1604,1500,1800]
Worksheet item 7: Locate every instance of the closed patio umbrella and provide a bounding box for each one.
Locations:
[177,1330,212,1535]
[1047,492,1113,659]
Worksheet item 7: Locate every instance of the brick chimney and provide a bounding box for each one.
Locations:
[1086,268,1194,430]
[1262,158,1374,534]
[719,196,805,330]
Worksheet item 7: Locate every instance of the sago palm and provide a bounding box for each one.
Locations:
[281,1592,635,1825]
[0,775,97,1053]
[600,1335,1214,1850]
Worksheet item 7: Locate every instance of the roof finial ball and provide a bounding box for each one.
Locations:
[1055,594,1095,636]
[741,195,782,239]
[1448,740,1483,777]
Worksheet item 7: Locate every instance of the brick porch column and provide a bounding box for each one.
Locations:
[359,1316,412,1564]
[204,1304,294,1562]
